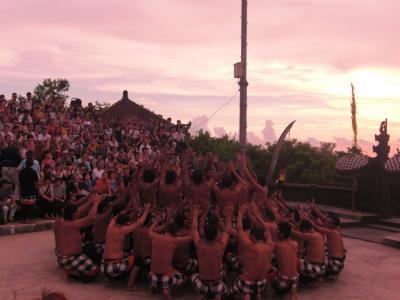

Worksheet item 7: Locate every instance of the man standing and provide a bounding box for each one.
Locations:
[19,158,38,223]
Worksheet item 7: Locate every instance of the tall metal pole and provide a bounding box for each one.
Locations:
[239,0,248,153]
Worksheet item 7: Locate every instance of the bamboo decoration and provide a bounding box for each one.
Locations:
[351,83,358,146]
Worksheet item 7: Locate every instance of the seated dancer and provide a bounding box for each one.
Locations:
[90,198,113,260]
[172,212,198,276]
[139,168,159,207]
[182,151,212,211]
[213,163,247,216]
[308,203,346,279]
[225,205,252,272]
[191,206,229,300]
[55,194,102,282]
[292,217,326,287]
[128,212,162,290]
[101,203,150,283]
[230,204,274,300]
[149,216,192,299]
[271,222,299,300]
[158,160,183,209]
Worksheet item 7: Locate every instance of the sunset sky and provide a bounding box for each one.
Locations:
[1,0,399,155]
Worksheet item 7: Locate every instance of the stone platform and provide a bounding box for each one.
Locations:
[0,219,54,236]
[1,231,400,300]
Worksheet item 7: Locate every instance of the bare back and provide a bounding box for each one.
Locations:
[186,183,211,210]
[304,231,325,263]
[151,234,180,274]
[195,236,227,281]
[159,181,182,208]
[132,226,152,258]
[326,229,345,258]
[58,219,83,256]
[240,239,274,280]
[103,223,127,260]
[139,182,158,206]
[274,239,298,277]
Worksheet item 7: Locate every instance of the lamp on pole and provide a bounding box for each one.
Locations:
[234,0,248,153]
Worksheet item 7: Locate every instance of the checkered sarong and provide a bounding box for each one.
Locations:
[231,276,267,296]
[326,257,345,275]
[101,256,134,278]
[271,272,299,292]
[191,273,227,298]
[57,253,98,276]
[150,270,186,290]
[299,259,326,279]
[181,258,198,275]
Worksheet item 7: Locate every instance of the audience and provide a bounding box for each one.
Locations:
[0,91,347,300]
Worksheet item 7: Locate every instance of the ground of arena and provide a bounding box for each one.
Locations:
[1,231,399,300]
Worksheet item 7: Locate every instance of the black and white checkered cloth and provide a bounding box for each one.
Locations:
[230,277,267,296]
[299,259,326,279]
[326,257,345,275]
[336,154,368,173]
[57,253,99,276]
[150,270,186,290]
[384,155,400,174]
[191,273,227,298]
[101,256,133,278]
[271,272,299,292]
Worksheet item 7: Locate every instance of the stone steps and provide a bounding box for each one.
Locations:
[382,233,400,248]
[286,201,379,225]
[377,218,400,229]
[0,219,54,236]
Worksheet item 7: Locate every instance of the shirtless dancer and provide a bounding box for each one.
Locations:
[230,205,274,300]
[308,203,346,279]
[101,203,150,285]
[191,206,229,300]
[159,162,183,209]
[225,205,252,272]
[213,164,247,216]
[271,222,299,300]
[172,213,198,276]
[292,219,326,286]
[139,169,159,207]
[91,199,113,260]
[149,220,192,300]
[55,195,102,282]
[182,151,212,211]
[127,212,155,290]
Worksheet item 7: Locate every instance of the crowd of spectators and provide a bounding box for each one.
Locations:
[0,91,190,224]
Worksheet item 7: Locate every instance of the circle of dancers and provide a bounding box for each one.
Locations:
[54,151,346,300]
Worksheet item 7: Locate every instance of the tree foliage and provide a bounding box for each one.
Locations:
[189,131,352,186]
[94,101,111,111]
[33,78,70,102]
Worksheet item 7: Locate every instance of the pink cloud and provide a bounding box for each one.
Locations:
[0,0,399,149]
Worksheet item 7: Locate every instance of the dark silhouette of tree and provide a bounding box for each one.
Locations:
[33,78,70,102]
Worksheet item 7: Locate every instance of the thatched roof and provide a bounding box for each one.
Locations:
[101,90,162,123]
